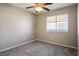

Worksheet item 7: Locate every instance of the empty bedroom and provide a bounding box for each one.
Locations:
[0,3,78,56]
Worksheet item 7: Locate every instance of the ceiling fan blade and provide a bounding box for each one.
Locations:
[25,6,34,9]
[42,7,50,11]
[44,3,53,5]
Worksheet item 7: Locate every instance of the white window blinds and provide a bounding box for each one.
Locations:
[46,14,68,32]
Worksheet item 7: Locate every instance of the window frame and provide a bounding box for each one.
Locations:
[46,14,68,32]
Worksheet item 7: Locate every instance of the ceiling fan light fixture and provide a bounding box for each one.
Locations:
[25,3,52,13]
[35,7,43,12]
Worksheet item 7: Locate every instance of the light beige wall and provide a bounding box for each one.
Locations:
[35,5,77,48]
[0,3,35,50]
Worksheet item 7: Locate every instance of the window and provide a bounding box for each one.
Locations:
[46,14,68,32]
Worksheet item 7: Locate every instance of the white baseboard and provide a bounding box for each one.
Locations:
[0,40,36,52]
[0,39,77,53]
[35,39,77,49]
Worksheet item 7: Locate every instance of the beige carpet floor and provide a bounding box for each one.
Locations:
[0,40,77,56]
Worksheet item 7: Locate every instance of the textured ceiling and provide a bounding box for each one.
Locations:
[10,3,76,14]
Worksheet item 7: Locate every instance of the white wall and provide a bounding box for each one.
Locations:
[0,3,35,51]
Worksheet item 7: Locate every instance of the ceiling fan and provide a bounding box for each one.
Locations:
[25,3,53,13]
